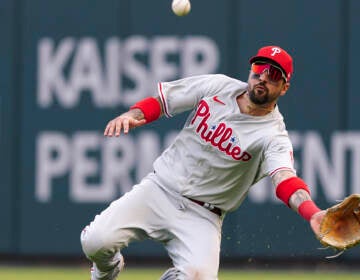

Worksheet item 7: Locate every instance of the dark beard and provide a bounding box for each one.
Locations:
[248,87,269,105]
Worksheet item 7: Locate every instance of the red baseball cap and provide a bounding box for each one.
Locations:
[249,46,293,81]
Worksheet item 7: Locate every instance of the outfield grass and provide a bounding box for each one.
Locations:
[0,267,360,280]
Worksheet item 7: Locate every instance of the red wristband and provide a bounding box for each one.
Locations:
[130,97,161,123]
[298,200,321,221]
[276,177,310,207]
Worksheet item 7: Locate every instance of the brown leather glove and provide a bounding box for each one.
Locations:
[318,194,360,251]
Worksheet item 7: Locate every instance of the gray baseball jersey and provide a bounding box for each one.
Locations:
[153,74,295,212]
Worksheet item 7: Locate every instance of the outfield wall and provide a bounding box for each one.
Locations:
[1,0,360,260]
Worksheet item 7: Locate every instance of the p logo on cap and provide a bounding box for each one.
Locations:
[270,47,281,56]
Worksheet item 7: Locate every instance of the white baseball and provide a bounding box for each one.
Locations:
[171,0,191,16]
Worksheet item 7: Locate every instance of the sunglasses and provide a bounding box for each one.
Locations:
[251,62,287,83]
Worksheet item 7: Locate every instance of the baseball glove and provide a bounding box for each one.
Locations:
[318,194,360,251]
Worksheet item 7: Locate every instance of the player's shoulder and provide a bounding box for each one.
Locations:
[210,73,246,85]
[177,73,246,87]
[204,74,247,94]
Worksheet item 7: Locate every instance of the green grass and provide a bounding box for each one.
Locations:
[0,267,359,280]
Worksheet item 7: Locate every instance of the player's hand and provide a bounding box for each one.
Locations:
[310,210,326,236]
[104,112,146,136]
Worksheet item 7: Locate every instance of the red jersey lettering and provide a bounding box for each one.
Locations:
[190,100,252,162]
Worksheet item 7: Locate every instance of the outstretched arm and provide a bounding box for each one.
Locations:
[272,170,325,235]
[104,96,163,137]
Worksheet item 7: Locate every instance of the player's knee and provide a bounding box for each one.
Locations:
[80,225,110,259]
[80,225,98,258]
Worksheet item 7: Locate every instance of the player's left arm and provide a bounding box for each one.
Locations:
[272,170,326,235]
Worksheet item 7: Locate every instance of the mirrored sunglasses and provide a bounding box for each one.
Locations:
[251,62,287,82]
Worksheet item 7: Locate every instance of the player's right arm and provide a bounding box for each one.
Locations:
[104,75,218,137]
[104,74,224,136]
[104,96,164,137]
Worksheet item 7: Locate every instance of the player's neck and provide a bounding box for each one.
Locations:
[237,92,275,116]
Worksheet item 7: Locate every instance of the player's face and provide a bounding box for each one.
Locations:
[247,64,289,105]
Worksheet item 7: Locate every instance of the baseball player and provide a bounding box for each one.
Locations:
[80,46,326,280]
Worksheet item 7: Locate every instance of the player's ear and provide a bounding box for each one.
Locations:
[280,81,290,96]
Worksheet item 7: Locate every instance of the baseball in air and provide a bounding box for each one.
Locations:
[172,0,191,16]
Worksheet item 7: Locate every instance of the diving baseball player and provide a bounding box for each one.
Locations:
[80,46,325,280]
